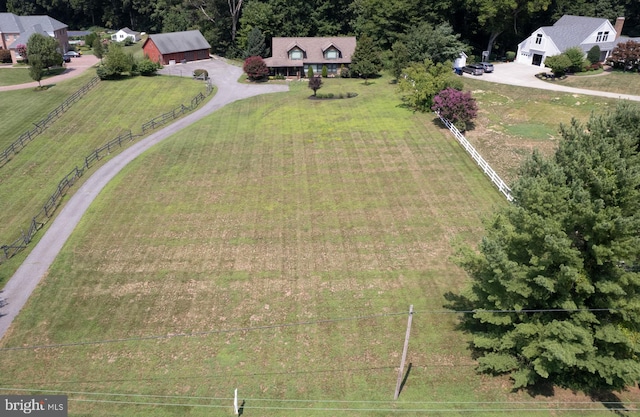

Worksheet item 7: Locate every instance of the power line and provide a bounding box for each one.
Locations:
[0,311,406,352]
[2,366,398,386]
[1,307,624,352]
[0,387,640,409]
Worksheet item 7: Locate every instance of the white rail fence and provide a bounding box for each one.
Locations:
[436,113,513,202]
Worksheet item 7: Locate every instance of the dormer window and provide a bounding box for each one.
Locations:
[289,48,304,60]
[325,49,340,59]
[596,31,609,42]
[535,34,543,45]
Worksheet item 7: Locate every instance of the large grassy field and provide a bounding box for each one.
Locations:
[0,72,211,283]
[1,73,639,416]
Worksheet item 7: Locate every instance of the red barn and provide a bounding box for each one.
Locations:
[142,30,211,65]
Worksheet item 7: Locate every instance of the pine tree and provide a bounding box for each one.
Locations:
[350,35,381,84]
[454,103,640,392]
[243,27,268,59]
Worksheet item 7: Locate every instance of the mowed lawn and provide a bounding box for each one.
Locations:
[0,73,210,283]
[1,76,638,416]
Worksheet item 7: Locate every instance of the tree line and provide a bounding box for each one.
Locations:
[2,0,639,59]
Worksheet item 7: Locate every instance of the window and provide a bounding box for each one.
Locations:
[325,49,339,59]
[596,31,610,42]
[535,34,542,45]
[290,49,303,60]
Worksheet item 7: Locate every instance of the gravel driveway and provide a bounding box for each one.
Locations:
[0,57,288,340]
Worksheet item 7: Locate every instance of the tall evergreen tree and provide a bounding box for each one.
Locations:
[350,35,382,83]
[454,104,640,392]
[243,27,268,58]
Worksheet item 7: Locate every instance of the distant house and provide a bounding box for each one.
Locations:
[264,37,357,77]
[111,27,141,43]
[142,30,210,65]
[516,15,626,66]
[0,13,69,64]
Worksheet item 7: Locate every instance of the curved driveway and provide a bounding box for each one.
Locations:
[0,57,288,340]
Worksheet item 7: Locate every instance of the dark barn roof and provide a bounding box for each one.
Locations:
[145,30,210,54]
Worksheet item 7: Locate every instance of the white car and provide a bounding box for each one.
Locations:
[65,51,81,58]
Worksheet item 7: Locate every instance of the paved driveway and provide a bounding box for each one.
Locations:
[463,62,640,102]
[0,55,100,91]
[0,57,288,340]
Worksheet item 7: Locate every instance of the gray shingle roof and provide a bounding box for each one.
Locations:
[543,15,612,52]
[265,37,357,67]
[146,30,210,54]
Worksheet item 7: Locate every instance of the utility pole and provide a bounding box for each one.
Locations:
[394,305,414,400]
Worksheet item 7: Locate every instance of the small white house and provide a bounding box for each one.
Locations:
[516,15,625,66]
[110,27,141,43]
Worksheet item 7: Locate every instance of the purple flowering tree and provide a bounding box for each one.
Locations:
[431,87,478,132]
[16,44,27,61]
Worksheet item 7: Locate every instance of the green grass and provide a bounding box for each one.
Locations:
[546,69,640,96]
[0,66,66,86]
[0,74,212,283]
[460,77,621,183]
[1,75,637,416]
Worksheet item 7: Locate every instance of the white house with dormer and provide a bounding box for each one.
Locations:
[111,27,141,43]
[516,15,626,66]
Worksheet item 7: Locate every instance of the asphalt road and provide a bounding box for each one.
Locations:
[0,57,288,340]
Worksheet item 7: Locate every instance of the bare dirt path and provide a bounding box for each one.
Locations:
[0,57,288,340]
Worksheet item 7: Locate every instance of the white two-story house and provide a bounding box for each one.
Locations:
[516,15,625,66]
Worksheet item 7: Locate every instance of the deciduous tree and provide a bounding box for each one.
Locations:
[28,55,45,87]
[308,75,322,96]
[453,103,640,392]
[27,33,62,70]
[607,40,640,71]
[398,59,462,111]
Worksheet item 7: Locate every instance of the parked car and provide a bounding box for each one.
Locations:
[480,62,494,73]
[462,64,484,76]
[65,50,81,58]
[62,54,71,63]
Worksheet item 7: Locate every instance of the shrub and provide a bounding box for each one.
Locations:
[193,69,209,79]
[506,51,516,61]
[564,46,587,72]
[431,87,478,132]
[96,64,117,80]
[307,66,314,79]
[322,64,328,78]
[587,45,601,64]
[136,57,161,76]
[243,56,269,81]
[274,74,285,80]
[340,67,351,78]
[544,54,572,77]
[0,49,11,63]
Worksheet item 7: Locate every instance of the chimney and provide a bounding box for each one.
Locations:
[614,17,625,39]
